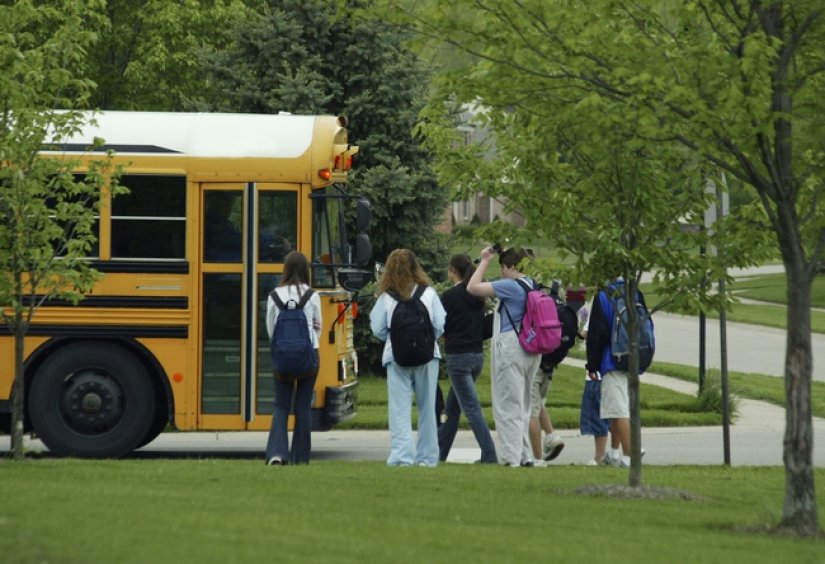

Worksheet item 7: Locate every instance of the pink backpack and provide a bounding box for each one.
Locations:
[502,279,563,355]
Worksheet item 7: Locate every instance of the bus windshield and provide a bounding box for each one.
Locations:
[312,186,347,288]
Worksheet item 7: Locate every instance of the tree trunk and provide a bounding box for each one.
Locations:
[781,259,819,535]
[11,309,25,460]
[627,277,643,487]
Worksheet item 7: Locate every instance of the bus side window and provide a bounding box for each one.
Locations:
[111,174,186,260]
[204,191,243,263]
[258,192,297,263]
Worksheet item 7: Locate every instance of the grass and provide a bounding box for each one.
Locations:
[734,272,825,307]
[645,359,825,419]
[341,345,724,431]
[1,458,823,563]
[642,271,825,334]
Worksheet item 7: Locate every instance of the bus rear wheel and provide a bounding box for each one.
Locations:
[28,342,154,457]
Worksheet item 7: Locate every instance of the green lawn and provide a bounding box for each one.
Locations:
[645,359,825,419]
[343,345,725,430]
[1,459,822,562]
[734,272,825,307]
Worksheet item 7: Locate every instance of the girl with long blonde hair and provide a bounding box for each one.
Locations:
[370,249,445,466]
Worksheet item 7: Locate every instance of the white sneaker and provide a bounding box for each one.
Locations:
[586,459,599,466]
[542,432,565,461]
[532,459,548,468]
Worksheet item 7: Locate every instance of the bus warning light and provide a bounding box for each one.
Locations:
[334,154,354,171]
[173,372,184,383]
[318,168,332,181]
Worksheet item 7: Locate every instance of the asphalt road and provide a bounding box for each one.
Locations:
[650,311,825,381]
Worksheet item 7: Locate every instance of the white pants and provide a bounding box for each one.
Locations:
[491,330,540,465]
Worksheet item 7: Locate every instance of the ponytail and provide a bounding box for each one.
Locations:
[449,254,475,284]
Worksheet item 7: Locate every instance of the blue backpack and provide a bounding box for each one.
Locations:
[270,288,318,380]
[607,284,655,373]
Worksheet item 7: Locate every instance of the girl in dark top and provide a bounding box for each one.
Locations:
[437,254,498,463]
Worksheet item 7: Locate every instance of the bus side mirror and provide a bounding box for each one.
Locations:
[354,233,372,266]
[353,198,371,266]
[356,199,371,232]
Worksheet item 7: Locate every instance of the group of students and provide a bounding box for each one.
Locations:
[262,246,644,468]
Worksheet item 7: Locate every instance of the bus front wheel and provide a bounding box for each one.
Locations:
[28,342,154,457]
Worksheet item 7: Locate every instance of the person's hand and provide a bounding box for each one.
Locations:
[479,246,497,262]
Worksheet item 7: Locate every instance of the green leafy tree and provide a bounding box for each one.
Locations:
[86,0,248,111]
[389,0,824,535]
[0,0,121,460]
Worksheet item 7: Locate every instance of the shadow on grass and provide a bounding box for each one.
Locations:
[566,483,706,501]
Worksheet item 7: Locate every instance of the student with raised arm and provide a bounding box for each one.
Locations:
[467,246,540,467]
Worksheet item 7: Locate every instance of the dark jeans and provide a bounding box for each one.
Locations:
[438,352,497,463]
[265,370,318,464]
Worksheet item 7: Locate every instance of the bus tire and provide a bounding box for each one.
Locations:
[135,400,170,449]
[28,342,155,458]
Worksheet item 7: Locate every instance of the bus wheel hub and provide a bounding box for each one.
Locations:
[81,393,102,412]
[62,370,124,433]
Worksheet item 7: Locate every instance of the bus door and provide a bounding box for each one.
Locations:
[199,183,299,429]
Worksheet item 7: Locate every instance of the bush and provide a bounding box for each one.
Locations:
[696,376,740,420]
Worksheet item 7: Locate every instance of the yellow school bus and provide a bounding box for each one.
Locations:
[0,111,372,457]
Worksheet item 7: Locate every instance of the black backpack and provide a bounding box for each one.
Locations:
[539,294,579,372]
[389,286,435,367]
[269,288,318,380]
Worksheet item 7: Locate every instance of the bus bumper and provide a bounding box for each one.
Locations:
[316,381,358,430]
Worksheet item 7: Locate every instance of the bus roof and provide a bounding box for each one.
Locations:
[44,111,330,159]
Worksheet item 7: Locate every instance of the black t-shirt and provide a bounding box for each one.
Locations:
[440,283,485,355]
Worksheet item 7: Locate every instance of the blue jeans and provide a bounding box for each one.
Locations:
[265,370,318,464]
[438,352,497,463]
[386,359,439,466]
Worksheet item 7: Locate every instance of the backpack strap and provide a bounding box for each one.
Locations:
[297,288,315,309]
[271,287,314,310]
[270,289,287,311]
[388,285,426,303]
[411,285,427,301]
[515,277,532,294]
[499,300,519,336]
